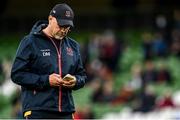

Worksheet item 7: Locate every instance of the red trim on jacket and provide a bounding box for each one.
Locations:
[45,34,62,112]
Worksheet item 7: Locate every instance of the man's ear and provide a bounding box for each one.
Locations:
[48,15,53,21]
[48,15,54,26]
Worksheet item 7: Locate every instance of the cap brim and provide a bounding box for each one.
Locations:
[57,19,74,27]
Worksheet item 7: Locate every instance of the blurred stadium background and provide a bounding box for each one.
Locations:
[0,0,180,119]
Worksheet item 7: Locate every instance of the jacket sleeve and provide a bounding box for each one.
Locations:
[72,45,87,90]
[11,36,50,89]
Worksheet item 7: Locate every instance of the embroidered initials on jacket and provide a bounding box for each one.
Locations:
[40,49,51,56]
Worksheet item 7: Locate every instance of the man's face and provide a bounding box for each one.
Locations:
[50,17,71,40]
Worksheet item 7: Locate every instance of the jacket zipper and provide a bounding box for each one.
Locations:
[48,37,62,112]
[58,41,62,112]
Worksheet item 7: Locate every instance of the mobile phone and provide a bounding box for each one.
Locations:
[63,74,74,81]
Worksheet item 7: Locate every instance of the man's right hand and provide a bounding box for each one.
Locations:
[49,73,64,87]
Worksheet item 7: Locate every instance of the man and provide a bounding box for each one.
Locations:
[11,3,87,119]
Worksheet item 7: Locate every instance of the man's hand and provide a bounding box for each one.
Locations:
[49,73,64,87]
[62,74,76,88]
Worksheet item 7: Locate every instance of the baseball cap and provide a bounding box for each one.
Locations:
[50,3,74,27]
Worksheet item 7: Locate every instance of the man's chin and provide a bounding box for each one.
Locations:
[54,35,64,40]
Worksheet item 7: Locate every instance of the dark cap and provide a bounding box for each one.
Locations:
[50,3,74,27]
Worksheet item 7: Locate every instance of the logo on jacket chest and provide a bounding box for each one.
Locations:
[66,47,73,56]
[40,49,51,56]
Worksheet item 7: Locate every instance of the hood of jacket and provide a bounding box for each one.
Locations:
[30,20,48,35]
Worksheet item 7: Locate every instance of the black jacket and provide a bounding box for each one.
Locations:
[11,20,87,113]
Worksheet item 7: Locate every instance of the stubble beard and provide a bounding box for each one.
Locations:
[54,34,64,40]
[54,32,67,40]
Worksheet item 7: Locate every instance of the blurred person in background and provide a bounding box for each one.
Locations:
[152,32,168,58]
[98,30,121,73]
[91,78,116,103]
[171,39,180,57]
[132,85,157,113]
[0,60,3,85]
[74,105,95,119]
[156,62,172,85]
[128,63,142,91]
[141,32,154,60]
[11,89,22,119]
[171,29,180,57]
[141,60,157,89]
[156,89,175,109]
[11,3,87,119]
[112,63,142,105]
[84,34,102,83]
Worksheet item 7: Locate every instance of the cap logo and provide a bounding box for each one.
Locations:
[66,47,73,56]
[53,10,56,14]
[65,11,71,17]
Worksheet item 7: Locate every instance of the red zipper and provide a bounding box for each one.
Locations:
[58,42,62,112]
[48,37,62,112]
